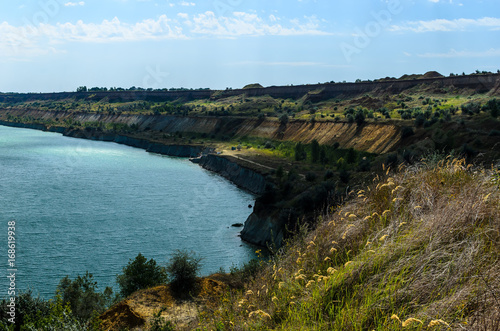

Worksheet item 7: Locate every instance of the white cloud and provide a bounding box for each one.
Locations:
[417,48,500,58]
[0,11,331,58]
[0,16,185,58]
[179,1,195,6]
[189,11,331,37]
[427,0,454,3]
[390,17,500,32]
[64,1,85,7]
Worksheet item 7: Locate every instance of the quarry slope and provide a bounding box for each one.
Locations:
[0,108,401,154]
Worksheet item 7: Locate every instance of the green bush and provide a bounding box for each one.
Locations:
[324,169,334,180]
[357,157,371,172]
[305,172,317,182]
[279,113,289,125]
[0,290,50,328]
[116,253,168,298]
[230,259,261,282]
[401,126,415,139]
[166,250,202,298]
[339,169,350,184]
[57,271,114,322]
[149,310,175,331]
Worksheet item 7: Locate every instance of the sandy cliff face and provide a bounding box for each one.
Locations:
[0,109,402,154]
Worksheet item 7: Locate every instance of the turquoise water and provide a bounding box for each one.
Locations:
[0,125,256,298]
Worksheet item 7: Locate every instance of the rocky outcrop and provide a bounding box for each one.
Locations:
[66,130,209,157]
[198,154,267,195]
[240,210,285,248]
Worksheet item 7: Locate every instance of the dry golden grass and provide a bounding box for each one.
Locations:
[197,157,500,330]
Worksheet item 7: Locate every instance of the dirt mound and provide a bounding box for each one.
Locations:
[421,71,444,79]
[398,74,421,80]
[243,83,264,89]
[100,301,146,331]
[99,277,228,330]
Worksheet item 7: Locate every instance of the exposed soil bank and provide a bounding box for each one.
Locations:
[0,109,402,154]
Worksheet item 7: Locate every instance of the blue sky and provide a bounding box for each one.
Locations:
[0,0,499,92]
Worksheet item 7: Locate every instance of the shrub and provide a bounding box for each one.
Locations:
[414,114,425,127]
[324,170,334,180]
[339,169,350,184]
[357,157,371,172]
[264,141,273,149]
[385,153,398,167]
[401,126,415,139]
[149,310,176,331]
[294,143,307,161]
[166,250,202,298]
[345,148,358,164]
[0,290,50,328]
[485,99,499,118]
[279,113,289,125]
[460,144,477,163]
[354,109,365,125]
[305,172,317,182]
[488,130,500,136]
[116,253,168,298]
[275,165,284,179]
[230,259,261,283]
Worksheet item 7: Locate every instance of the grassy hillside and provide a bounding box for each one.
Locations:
[194,157,499,330]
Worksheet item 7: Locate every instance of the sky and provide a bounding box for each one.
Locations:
[0,0,499,92]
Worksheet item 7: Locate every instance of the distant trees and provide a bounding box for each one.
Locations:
[76,86,87,93]
[484,98,499,118]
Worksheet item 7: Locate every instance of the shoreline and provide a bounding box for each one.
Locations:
[0,120,268,195]
[0,121,272,247]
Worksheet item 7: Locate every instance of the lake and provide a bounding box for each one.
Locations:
[0,125,256,298]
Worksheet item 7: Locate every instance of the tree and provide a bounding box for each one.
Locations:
[294,142,307,161]
[279,113,289,125]
[76,86,87,93]
[355,109,365,126]
[311,139,320,163]
[275,165,284,180]
[57,272,113,321]
[166,250,202,298]
[116,253,168,298]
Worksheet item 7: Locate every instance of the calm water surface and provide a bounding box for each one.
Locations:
[0,125,256,298]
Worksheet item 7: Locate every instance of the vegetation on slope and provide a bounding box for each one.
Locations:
[197,157,500,330]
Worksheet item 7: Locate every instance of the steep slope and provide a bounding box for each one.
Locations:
[198,158,500,330]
